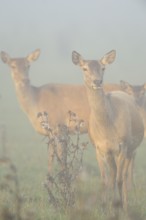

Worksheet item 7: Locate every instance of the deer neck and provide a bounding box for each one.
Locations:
[11,70,36,113]
[86,85,118,145]
[86,86,112,124]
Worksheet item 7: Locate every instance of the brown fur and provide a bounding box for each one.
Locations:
[0,49,122,173]
[72,50,144,210]
[120,80,146,137]
[0,49,122,135]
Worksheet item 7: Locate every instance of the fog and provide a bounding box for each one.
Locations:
[0,0,146,137]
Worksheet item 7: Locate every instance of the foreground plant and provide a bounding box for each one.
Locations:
[38,111,88,211]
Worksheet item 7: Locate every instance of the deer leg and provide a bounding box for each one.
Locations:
[122,158,130,211]
[106,152,117,203]
[95,147,108,203]
[127,152,136,190]
[96,148,107,184]
[116,152,125,206]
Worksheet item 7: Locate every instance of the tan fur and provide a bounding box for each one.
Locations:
[0,49,122,135]
[72,50,144,210]
[120,80,146,137]
[0,49,122,173]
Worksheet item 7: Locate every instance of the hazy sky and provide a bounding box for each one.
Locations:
[0,0,146,84]
[0,0,146,136]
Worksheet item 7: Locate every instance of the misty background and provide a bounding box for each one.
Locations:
[0,0,146,141]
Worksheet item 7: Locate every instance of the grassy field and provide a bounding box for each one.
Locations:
[0,119,146,220]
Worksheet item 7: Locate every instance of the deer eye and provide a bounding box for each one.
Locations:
[83,67,88,71]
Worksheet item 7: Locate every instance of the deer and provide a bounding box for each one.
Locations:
[72,50,144,210]
[0,49,122,173]
[120,81,146,188]
[120,80,146,137]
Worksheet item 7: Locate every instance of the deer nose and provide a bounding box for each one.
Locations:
[93,79,103,86]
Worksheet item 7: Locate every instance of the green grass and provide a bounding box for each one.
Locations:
[0,123,146,220]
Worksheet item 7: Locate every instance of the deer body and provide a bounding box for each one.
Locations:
[0,49,122,173]
[0,49,122,135]
[89,91,142,154]
[72,50,144,210]
[0,50,89,134]
[120,81,146,137]
[13,81,92,134]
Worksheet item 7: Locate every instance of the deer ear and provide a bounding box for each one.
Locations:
[100,50,116,65]
[27,49,41,62]
[120,80,130,90]
[0,51,10,64]
[72,51,84,66]
[120,80,127,89]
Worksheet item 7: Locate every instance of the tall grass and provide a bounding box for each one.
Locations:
[0,121,146,220]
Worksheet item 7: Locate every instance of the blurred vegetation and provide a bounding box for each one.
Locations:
[0,120,146,219]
